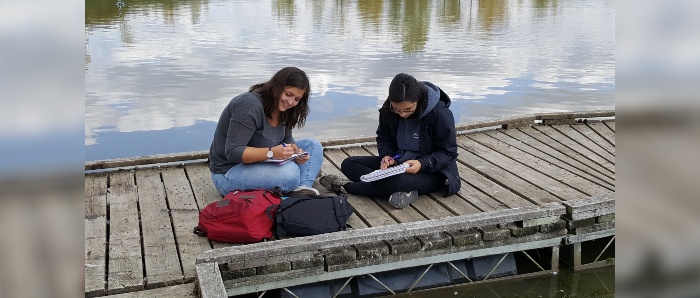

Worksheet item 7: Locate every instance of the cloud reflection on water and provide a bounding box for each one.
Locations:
[85,0,614,160]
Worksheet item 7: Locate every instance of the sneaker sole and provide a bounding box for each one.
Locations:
[320,175,349,193]
[389,190,418,209]
[285,188,319,197]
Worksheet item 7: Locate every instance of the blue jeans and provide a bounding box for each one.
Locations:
[211,138,323,196]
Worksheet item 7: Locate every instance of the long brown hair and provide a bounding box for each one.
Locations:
[249,67,311,130]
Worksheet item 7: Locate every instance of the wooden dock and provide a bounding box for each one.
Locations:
[84,111,615,297]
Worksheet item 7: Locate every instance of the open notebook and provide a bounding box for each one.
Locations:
[360,163,410,182]
[261,152,309,165]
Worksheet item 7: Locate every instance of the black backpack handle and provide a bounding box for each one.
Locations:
[333,195,351,231]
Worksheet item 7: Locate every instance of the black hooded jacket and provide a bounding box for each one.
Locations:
[376,81,461,196]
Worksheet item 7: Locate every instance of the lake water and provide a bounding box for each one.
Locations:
[85,0,614,161]
[84,1,615,295]
[387,266,615,298]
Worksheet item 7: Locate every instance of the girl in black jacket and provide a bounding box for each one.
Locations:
[320,73,461,209]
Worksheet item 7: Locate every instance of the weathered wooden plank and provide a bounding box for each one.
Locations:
[467,133,612,196]
[561,193,615,213]
[429,192,483,215]
[529,126,615,173]
[372,195,427,223]
[460,136,587,200]
[564,229,615,244]
[326,148,422,224]
[570,124,615,156]
[454,158,534,209]
[567,207,616,221]
[513,127,615,179]
[359,144,379,156]
[587,122,616,146]
[459,136,580,202]
[185,163,222,209]
[86,174,108,218]
[85,151,208,171]
[134,169,183,287]
[455,114,536,131]
[455,146,560,205]
[603,120,615,132]
[107,171,144,294]
[487,129,614,187]
[196,263,227,298]
[555,125,615,159]
[534,110,615,120]
[455,177,508,212]
[85,174,108,296]
[346,211,370,229]
[108,282,197,298]
[161,167,214,280]
[321,150,396,227]
[553,125,615,163]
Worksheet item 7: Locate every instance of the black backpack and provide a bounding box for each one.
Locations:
[273,194,355,238]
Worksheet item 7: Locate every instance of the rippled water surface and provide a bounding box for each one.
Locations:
[85,0,614,161]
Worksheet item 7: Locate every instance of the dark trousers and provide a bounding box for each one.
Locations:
[340,155,446,199]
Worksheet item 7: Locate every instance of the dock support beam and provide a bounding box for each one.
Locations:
[563,229,615,271]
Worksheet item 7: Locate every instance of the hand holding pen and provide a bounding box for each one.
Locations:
[277,142,295,159]
[380,154,401,170]
[281,141,310,164]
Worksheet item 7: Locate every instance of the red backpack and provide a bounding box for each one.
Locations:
[193,189,282,243]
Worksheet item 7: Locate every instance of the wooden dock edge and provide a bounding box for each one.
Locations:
[85,109,614,171]
[194,194,615,297]
[560,193,615,271]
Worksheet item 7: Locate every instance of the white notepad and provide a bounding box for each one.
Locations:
[261,152,309,165]
[360,163,410,182]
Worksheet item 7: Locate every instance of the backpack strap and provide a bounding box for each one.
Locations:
[333,195,350,231]
[274,204,287,239]
[270,186,284,198]
[193,226,207,237]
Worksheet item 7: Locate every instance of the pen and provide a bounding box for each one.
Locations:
[280,141,287,148]
[381,154,401,164]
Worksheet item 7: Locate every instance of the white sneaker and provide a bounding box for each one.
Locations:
[285,186,320,197]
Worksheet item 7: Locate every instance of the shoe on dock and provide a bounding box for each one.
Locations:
[284,186,320,197]
[389,190,418,209]
[319,174,350,193]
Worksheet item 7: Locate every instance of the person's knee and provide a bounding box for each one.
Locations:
[340,157,359,173]
[300,138,322,153]
[210,174,225,195]
[212,178,231,196]
[309,138,322,149]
